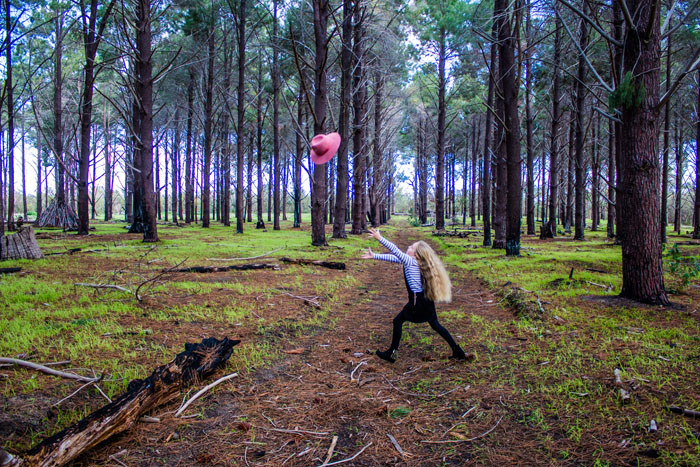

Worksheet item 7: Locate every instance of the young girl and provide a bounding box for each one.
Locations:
[361,229,468,362]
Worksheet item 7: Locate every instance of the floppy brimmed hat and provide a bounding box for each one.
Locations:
[310,132,341,164]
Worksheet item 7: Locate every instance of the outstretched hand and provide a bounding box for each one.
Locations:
[361,248,374,260]
[367,228,382,241]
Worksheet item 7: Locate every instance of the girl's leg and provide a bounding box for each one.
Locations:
[428,318,466,359]
[377,308,409,363]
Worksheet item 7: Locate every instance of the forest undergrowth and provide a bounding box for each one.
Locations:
[0,217,698,466]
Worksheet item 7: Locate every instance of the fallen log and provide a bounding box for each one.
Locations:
[3,337,239,467]
[666,406,700,419]
[169,263,280,273]
[431,231,478,238]
[279,257,346,270]
[0,227,43,260]
[0,267,22,274]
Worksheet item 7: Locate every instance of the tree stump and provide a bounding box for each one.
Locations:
[0,227,43,260]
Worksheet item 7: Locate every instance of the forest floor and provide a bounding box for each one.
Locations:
[1,217,699,466]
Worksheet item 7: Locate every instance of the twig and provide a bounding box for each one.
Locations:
[53,381,96,407]
[314,442,373,467]
[321,435,339,466]
[74,282,134,296]
[350,361,367,382]
[207,247,283,261]
[0,360,70,369]
[0,357,100,383]
[461,406,478,418]
[254,425,330,436]
[387,433,410,457]
[175,372,238,417]
[422,415,504,444]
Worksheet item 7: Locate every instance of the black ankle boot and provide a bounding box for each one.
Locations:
[376,349,396,363]
[449,346,467,360]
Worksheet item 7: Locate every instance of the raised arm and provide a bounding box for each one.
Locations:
[372,253,402,263]
[377,236,415,266]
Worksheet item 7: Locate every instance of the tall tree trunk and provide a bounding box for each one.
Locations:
[482,37,495,246]
[661,33,672,242]
[172,114,180,224]
[525,0,535,235]
[607,118,615,238]
[136,0,157,242]
[202,28,215,228]
[370,71,383,227]
[545,9,562,237]
[435,26,447,231]
[573,1,589,240]
[293,99,302,228]
[272,0,281,230]
[350,2,365,235]
[5,0,15,230]
[185,68,195,223]
[332,0,352,237]
[235,0,247,233]
[78,0,113,234]
[496,0,521,256]
[104,101,112,221]
[247,133,253,223]
[694,68,700,239]
[591,117,599,231]
[54,11,65,208]
[617,0,667,305]
[36,126,43,218]
[674,121,682,234]
[463,126,469,226]
[21,113,26,219]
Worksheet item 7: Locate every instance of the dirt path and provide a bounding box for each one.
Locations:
[75,229,522,466]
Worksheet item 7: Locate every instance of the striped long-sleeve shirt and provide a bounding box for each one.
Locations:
[372,236,423,293]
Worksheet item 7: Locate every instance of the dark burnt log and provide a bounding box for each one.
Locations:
[6,337,239,467]
[170,263,280,273]
[279,257,346,270]
[0,267,22,274]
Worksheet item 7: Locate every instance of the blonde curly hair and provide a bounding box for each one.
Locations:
[413,241,452,303]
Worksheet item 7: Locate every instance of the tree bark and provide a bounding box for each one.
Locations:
[482,26,496,247]
[202,27,215,228]
[618,0,668,305]
[36,125,42,219]
[661,32,671,242]
[350,2,366,236]
[435,26,447,231]
[272,0,281,230]
[545,9,562,238]
[607,117,615,238]
[185,67,195,223]
[332,0,352,238]
[573,1,589,241]
[236,0,247,233]
[5,0,15,231]
[525,0,535,235]
[674,121,682,234]
[694,68,700,238]
[496,0,521,256]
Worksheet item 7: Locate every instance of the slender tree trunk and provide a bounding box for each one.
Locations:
[618,0,667,304]
[674,122,682,234]
[470,118,477,227]
[36,126,43,219]
[495,0,521,255]
[172,115,180,224]
[435,26,447,231]
[21,113,26,219]
[661,33,672,242]
[350,2,365,235]
[202,28,215,228]
[573,2,589,240]
[247,133,253,223]
[525,0,535,235]
[482,29,495,246]
[694,68,700,239]
[236,0,247,233]
[271,0,281,230]
[5,0,15,230]
[607,118,615,238]
[591,118,599,231]
[54,12,65,208]
[185,68,195,223]
[463,126,469,226]
[294,96,303,228]
[104,103,112,221]
[545,10,562,237]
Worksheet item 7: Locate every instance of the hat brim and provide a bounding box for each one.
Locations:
[310,133,341,165]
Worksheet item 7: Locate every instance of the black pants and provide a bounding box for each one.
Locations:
[388,295,458,352]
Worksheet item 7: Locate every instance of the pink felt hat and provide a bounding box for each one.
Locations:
[310,132,341,164]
